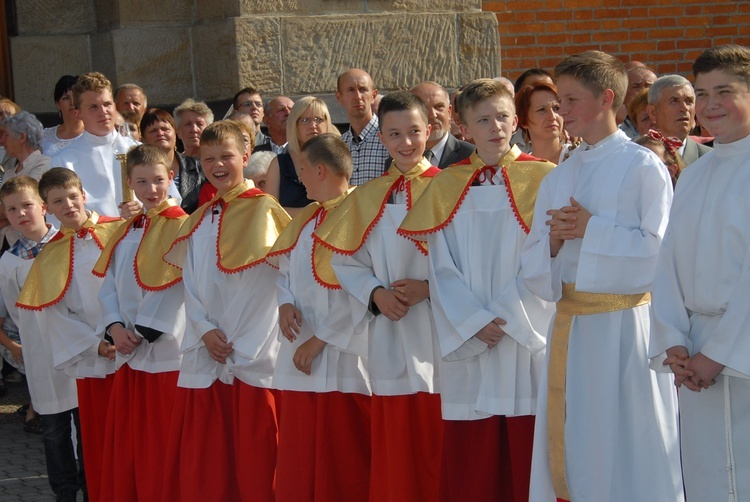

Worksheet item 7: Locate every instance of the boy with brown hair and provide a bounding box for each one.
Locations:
[268,133,371,502]
[399,78,554,502]
[163,121,290,502]
[52,72,139,217]
[0,176,82,502]
[314,91,442,502]
[16,168,122,502]
[90,144,188,501]
[651,44,750,501]
[521,51,683,501]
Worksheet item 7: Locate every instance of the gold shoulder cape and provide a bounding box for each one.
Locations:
[17,212,123,311]
[267,188,353,289]
[164,180,291,273]
[398,147,554,238]
[92,198,188,291]
[314,159,439,255]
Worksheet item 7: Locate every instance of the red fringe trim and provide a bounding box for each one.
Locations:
[215,202,271,275]
[311,239,342,291]
[397,170,478,239]
[264,208,320,262]
[16,237,75,311]
[92,221,132,278]
[133,218,183,292]
[501,166,531,234]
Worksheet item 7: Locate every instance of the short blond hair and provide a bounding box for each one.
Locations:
[456,79,514,123]
[72,72,113,109]
[200,121,245,152]
[555,51,627,110]
[0,176,42,205]
[126,144,171,177]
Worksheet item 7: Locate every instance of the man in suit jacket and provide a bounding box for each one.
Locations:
[647,74,712,165]
[384,81,474,170]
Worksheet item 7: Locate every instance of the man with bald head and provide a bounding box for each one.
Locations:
[406,82,474,168]
[254,96,293,154]
[115,83,147,123]
[618,66,657,138]
[336,68,389,185]
[647,74,711,165]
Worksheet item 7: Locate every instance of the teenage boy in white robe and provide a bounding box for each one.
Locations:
[52,72,140,217]
[650,44,750,501]
[521,51,684,502]
[399,78,554,502]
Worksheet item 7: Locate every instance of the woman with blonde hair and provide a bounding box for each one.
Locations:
[265,96,340,215]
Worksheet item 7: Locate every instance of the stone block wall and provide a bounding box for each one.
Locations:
[9,0,500,113]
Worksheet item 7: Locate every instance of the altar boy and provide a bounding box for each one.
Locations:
[521,51,683,502]
[163,121,290,502]
[314,91,442,502]
[268,133,371,502]
[650,44,750,501]
[399,78,554,502]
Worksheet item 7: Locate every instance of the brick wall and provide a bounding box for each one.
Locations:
[483,0,750,82]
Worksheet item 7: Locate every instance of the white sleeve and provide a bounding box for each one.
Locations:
[331,244,385,316]
[98,256,124,329]
[521,178,563,302]
[182,241,217,350]
[576,158,672,293]
[41,302,100,370]
[649,227,691,371]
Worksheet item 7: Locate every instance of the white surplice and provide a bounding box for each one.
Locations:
[427,173,553,420]
[273,218,370,394]
[52,130,138,217]
[521,131,684,501]
[332,191,441,396]
[98,227,184,374]
[178,206,280,389]
[40,234,115,379]
[0,253,78,414]
[651,133,750,501]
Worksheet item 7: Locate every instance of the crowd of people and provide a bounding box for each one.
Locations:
[0,43,748,502]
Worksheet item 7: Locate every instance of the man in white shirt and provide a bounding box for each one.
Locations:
[52,72,139,217]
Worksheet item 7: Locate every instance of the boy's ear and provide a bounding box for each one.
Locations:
[377,130,383,143]
[512,114,519,133]
[425,123,432,138]
[73,108,82,121]
[601,88,616,111]
[459,122,470,140]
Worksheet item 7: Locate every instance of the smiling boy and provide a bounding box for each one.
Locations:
[163,121,290,502]
[521,51,683,501]
[315,91,442,502]
[15,168,122,502]
[0,176,84,502]
[90,145,188,501]
[650,45,750,501]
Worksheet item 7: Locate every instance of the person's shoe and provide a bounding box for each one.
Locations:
[4,370,23,383]
[23,416,43,434]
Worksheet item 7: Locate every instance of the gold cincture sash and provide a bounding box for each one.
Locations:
[548,283,651,500]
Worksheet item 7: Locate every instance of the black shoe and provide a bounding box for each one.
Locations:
[23,416,43,434]
[55,490,77,502]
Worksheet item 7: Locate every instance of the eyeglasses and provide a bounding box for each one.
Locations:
[297,116,325,125]
[239,100,263,109]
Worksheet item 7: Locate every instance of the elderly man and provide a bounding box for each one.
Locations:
[173,98,214,158]
[384,81,474,169]
[232,86,267,147]
[619,66,657,138]
[114,84,147,123]
[647,75,712,165]
[336,68,389,185]
[253,96,293,154]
